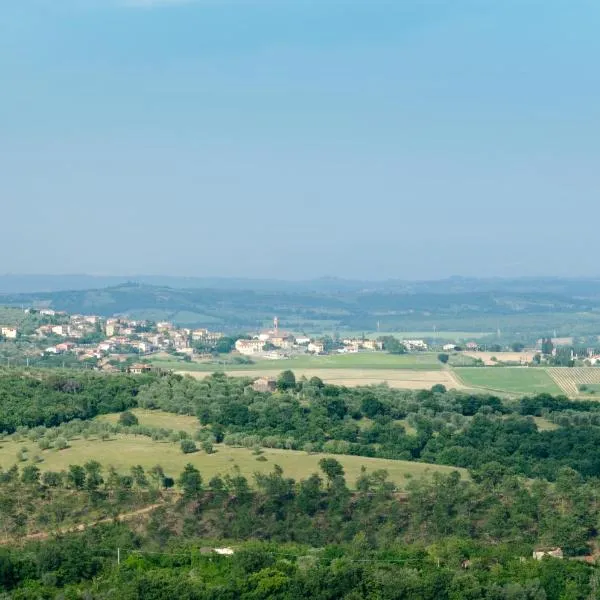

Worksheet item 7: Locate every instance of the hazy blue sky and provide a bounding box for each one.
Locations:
[1,0,599,280]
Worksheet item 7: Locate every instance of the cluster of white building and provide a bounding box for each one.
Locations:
[0,310,225,365]
[234,318,385,358]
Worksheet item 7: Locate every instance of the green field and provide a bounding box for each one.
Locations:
[96,409,199,434]
[578,384,600,394]
[0,436,464,490]
[331,331,492,340]
[153,352,443,372]
[455,367,561,395]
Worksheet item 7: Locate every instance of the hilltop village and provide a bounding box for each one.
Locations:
[0,309,453,370]
[2,308,600,372]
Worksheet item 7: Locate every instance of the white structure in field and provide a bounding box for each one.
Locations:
[235,339,265,355]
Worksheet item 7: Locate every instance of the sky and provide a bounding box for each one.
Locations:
[1,0,599,280]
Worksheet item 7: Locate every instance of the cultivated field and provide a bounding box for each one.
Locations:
[454,367,561,396]
[0,436,465,490]
[154,352,443,372]
[462,351,537,366]
[548,367,600,397]
[183,368,464,390]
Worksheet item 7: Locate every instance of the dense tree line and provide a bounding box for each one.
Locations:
[0,460,599,598]
[135,373,600,481]
[0,369,158,432]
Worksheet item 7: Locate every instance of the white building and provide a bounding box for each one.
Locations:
[235,339,265,355]
[308,341,325,354]
[403,339,428,351]
[1,327,18,339]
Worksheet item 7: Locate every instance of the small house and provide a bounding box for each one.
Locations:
[533,547,563,560]
[252,377,277,393]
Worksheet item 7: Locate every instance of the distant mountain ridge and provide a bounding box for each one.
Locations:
[2,277,600,337]
[3,274,600,295]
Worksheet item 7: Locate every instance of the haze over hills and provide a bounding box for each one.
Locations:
[3,275,600,338]
[3,273,600,295]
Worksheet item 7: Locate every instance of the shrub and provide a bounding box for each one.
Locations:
[180,439,198,454]
[437,353,449,364]
[202,440,215,454]
[119,411,139,427]
[54,437,69,450]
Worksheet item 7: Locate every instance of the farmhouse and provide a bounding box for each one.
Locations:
[269,334,296,349]
[127,363,152,374]
[1,327,18,339]
[362,339,384,351]
[55,342,75,353]
[533,547,563,560]
[308,341,325,354]
[252,377,277,393]
[51,325,69,336]
[403,339,428,351]
[235,339,264,355]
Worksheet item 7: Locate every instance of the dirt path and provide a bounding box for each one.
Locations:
[0,503,163,545]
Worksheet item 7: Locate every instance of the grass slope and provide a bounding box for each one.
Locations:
[0,436,465,490]
[455,367,561,396]
[96,409,199,434]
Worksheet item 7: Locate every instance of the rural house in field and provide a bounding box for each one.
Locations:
[308,341,325,354]
[533,547,563,560]
[252,377,277,393]
[127,363,152,374]
[361,339,384,351]
[1,327,18,339]
[235,339,265,355]
[403,339,428,351]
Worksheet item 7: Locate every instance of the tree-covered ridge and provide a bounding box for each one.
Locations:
[7,368,600,481]
[3,370,600,597]
[0,369,159,432]
[0,459,598,598]
[135,372,600,481]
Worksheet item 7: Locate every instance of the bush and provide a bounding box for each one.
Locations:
[437,353,449,364]
[119,411,139,427]
[180,439,198,454]
[54,437,69,450]
[202,440,215,454]
[38,438,51,451]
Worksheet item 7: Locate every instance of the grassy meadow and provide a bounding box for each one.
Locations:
[0,435,465,490]
[96,409,199,434]
[455,367,561,396]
